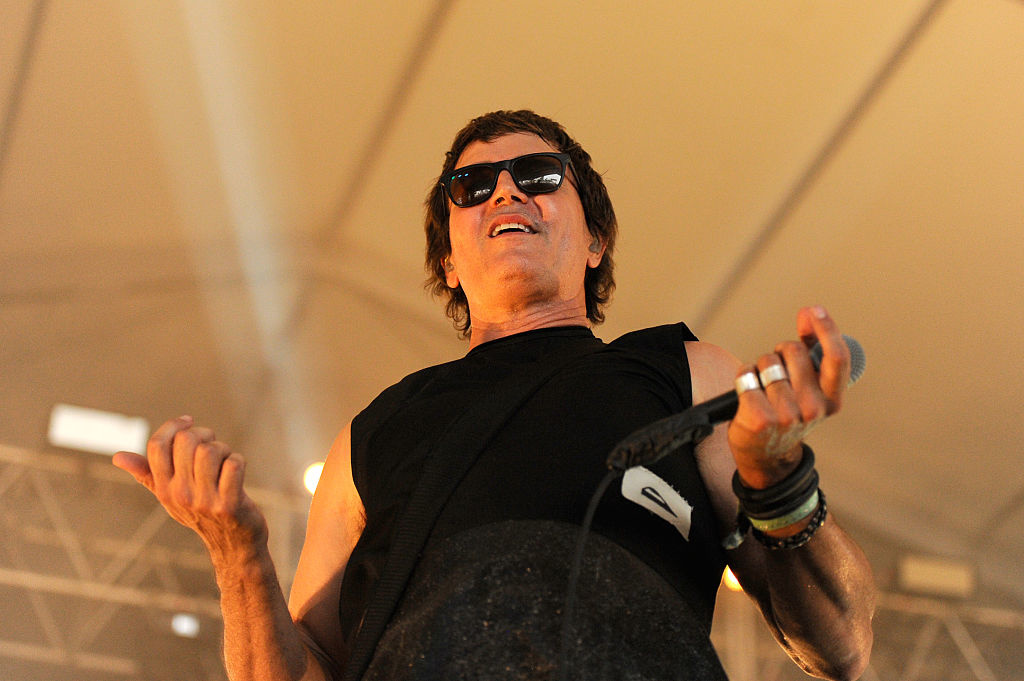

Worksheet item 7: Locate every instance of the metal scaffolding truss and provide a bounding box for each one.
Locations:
[714,586,1024,681]
[3,443,1022,680]
[0,443,309,681]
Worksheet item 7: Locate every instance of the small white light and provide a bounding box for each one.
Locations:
[303,462,325,495]
[171,613,200,638]
[47,404,149,455]
[722,566,743,592]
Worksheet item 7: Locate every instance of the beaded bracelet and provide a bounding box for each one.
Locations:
[750,489,827,550]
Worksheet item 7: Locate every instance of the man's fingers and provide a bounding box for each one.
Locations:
[194,440,232,502]
[774,341,828,425]
[756,353,803,429]
[796,306,850,412]
[171,425,216,487]
[112,451,153,489]
[733,363,773,433]
[218,452,247,505]
[146,415,194,484]
[754,353,822,454]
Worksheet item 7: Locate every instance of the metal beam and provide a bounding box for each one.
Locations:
[0,639,138,676]
[878,590,1024,630]
[899,617,941,681]
[694,0,952,330]
[945,615,998,681]
[0,566,222,617]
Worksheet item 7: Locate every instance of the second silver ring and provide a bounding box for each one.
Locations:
[759,363,789,387]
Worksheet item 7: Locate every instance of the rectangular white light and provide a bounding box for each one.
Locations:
[897,554,976,599]
[47,404,150,456]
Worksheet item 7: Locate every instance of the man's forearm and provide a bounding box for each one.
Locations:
[215,548,332,681]
[761,518,875,681]
[112,417,339,680]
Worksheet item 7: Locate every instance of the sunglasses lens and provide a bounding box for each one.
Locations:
[448,166,496,207]
[445,154,567,207]
[513,155,564,193]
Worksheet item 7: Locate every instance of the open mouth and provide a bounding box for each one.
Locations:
[490,222,535,237]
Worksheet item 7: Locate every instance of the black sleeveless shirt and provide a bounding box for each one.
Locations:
[340,324,728,679]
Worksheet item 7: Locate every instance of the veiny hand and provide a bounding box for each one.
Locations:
[728,306,851,488]
[113,415,268,568]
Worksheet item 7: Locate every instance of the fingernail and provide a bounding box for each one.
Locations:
[813,306,828,319]
[179,415,193,422]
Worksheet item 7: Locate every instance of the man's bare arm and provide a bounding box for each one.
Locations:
[113,416,362,681]
[688,307,875,681]
[289,422,366,678]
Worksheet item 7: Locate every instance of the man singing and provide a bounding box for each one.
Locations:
[116,110,875,680]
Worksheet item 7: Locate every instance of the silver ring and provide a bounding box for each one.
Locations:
[735,372,761,395]
[759,363,789,387]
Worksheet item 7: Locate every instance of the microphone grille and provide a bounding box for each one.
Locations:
[809,334,866,386]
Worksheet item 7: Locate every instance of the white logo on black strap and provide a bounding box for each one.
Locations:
[621,466,693,540]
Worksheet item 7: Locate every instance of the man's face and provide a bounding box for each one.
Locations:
[444,133,605,322]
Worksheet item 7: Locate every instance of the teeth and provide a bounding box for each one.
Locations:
[491,223,533,236]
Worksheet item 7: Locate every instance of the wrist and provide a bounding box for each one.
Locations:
[209,540,274,586]
[734,443,805,489]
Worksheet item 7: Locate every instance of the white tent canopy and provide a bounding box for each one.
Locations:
[2,1,1022,678]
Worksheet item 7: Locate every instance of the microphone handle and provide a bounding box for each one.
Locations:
[701,390,740,425]
[606,335,864,470]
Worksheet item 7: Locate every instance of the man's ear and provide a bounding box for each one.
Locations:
[586,236,606,268]
[443,256,459,288]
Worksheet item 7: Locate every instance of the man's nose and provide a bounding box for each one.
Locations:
[491,168,526,204]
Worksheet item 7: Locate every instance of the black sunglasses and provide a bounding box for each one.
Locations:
[440,152,574,207]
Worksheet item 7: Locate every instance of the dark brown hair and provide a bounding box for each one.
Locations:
[425,110,618,337]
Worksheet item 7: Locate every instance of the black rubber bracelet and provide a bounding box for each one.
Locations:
[733,445,817,515]
[743,470,819,520]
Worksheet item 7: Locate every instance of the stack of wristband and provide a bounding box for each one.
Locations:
[722,444,828,550]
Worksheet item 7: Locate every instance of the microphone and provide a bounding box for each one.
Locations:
[606,335,866,470]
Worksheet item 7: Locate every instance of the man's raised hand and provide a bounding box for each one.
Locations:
[728,306,852,489]
[112,415,268,568]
